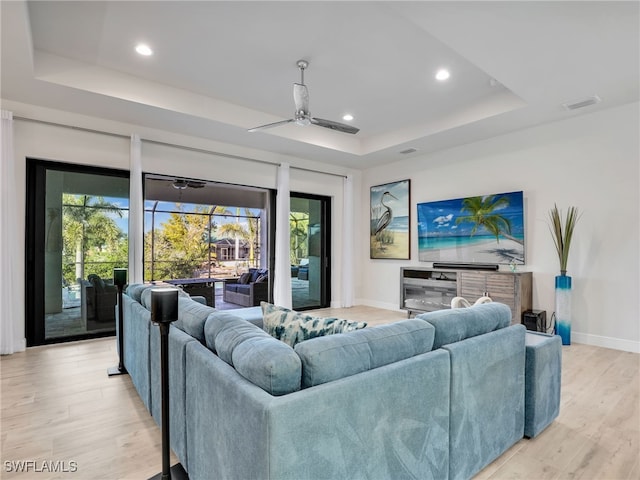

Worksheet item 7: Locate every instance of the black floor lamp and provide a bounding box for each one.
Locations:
[149,287,188,480]
[108,268,128,377]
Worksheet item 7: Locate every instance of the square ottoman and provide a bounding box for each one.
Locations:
[524,331,562,438]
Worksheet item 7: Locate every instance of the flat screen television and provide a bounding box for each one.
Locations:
[417,190,525,265]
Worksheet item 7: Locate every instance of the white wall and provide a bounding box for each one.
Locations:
[7,101,353,348]
[359,102,640,353]
[6,100,638,352]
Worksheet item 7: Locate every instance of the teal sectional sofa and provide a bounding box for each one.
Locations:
[119,284,561,480]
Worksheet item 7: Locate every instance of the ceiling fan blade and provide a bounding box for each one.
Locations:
[247,119,294,133]
[293,83,309,114]
[311,117,360,135]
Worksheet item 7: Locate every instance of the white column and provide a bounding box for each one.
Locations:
[0,110,20,353]
[129,134,144,284]
[341,174,354,307]
[273,163,292,308]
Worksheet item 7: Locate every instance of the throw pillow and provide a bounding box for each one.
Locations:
[238,272,252,284]
[255,273,268,283]
[260,302,367,348]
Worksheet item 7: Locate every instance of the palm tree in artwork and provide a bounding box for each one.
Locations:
[455,195,524,245]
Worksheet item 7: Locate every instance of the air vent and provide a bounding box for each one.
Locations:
[399,148,418,155]
[562,95,601,111]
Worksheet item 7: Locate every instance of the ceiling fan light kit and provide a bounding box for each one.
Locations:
[249,60,360,135]
[171,179,205,190]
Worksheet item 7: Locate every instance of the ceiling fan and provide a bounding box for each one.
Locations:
[248,60,359,135]
[170,179,206,190]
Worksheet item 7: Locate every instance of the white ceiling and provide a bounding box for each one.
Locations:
[2,1,638,170]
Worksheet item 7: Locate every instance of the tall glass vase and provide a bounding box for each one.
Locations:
[555,274,572,345]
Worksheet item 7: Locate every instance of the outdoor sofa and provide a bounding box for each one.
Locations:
[222,267,269,306]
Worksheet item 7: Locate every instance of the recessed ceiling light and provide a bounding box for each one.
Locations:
[135,43,153,56]
[435,69,450,81]
[342,114,354,122]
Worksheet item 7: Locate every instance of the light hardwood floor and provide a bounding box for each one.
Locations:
[1,306,638,479]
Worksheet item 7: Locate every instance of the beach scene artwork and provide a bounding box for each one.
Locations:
[370,179,410,259]
[417,190,525,265]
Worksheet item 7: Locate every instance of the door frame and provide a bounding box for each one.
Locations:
[289,192,331,310]
[25,158,129,346]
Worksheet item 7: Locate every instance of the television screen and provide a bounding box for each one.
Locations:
[417,190,525,265]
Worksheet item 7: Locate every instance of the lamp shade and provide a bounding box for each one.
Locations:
[151,288,179,324]
[113,268,128,287]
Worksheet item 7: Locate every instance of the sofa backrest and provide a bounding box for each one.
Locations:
[125,283,213,343]
[293,319,436,388]
[126,282,189,304]
[417,302,512,349]
[204,311,302,396]
[174,297,216,343]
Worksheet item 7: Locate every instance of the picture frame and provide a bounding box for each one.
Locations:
[370,179,410,259]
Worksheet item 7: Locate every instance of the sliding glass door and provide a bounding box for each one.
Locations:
[290,193,331,310]
[26,159,129,346]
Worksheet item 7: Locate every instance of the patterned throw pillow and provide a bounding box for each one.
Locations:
[261,302,366,348]
[255,274,268,283]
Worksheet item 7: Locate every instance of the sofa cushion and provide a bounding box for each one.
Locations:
[250,268,266,282]
[294,319,435,387]
[226,306,263,327]
[417,302,512,349]
[225,284,240,293]
[204,311,301,396]
[126,283,149,303]
[173,297,216,343]
[139,284,189,310]
[261,302,367,348]
[238,272,252,284]
[235,285,252,295]
[127,282,188,306]
[255,273,268,283]
[88,273,106,291]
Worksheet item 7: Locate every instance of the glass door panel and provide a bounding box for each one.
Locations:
[26,160,129,346]
[290,194,330,310]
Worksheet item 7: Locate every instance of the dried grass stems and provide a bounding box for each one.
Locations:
[548,204,581,275]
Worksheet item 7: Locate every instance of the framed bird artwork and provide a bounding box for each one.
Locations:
[370,179,410,259]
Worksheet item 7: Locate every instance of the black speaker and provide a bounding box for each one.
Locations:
[433,262,499,271]
[151,288,179,324]
[522,310,547,332]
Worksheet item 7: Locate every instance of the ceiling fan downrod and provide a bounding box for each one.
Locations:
[296,59,308,85]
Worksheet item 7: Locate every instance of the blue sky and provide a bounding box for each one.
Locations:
[417,191,524,238]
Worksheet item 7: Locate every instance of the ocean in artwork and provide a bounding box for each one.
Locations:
[418,234,524,250]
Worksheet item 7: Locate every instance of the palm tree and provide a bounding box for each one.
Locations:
[289,212,308,265]
[63,194,124,282]
[217,208,260,267]
[455,195,523,245]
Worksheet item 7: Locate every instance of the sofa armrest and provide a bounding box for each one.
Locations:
[443,324,526,479]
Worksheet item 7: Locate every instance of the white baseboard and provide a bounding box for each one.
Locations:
[572,331,640,353]
[356,298,405,314]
